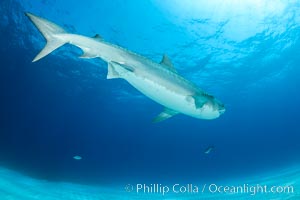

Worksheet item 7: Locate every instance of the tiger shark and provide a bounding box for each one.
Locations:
[26,13,225,122]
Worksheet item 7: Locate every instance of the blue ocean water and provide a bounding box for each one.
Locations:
[0,0,300,199]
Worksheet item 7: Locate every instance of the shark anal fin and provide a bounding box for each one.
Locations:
[160,54,177,73]
[153,108,179,123]
[79,52,98,59]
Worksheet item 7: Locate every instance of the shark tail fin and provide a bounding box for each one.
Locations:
[25,12,67,62]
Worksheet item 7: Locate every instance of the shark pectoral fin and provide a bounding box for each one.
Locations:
[160,54,177,73]
[107,62,120,79]
[152,108,179,123]
[195,98,207,109]
[112,61,135,72]
[107,62,134,79]
[186,95,207,109]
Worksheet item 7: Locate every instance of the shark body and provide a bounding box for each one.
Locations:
[26,13,225,122]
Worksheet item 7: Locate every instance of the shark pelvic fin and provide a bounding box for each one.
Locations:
[153,108,179,123]
[160,54,177,73]
[25,12,67,62]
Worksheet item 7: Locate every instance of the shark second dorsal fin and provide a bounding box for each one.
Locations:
[152,107,179,123]
[160,54,177,73]
[92,34,103,41]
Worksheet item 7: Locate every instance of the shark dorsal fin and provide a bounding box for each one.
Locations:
[160,54,177,73]
[92,34,103,41]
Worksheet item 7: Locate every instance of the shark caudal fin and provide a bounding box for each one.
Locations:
[25,12,67,62]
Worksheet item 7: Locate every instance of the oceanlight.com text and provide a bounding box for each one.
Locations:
[125,183,294,196]
[206,183,294,196]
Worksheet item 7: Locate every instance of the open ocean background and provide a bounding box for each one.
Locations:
[0,0,299,199]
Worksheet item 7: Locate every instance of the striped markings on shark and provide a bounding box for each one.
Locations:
[25,13,225,122]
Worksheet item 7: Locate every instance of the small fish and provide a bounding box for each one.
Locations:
[204,146,214,154]
[73,155,82,160]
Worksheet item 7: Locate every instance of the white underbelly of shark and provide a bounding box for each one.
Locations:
[25,12,226,122]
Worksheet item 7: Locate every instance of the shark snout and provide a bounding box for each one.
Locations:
[219,107,226,115]
[218,103,226,115]
[213,100,225,115]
